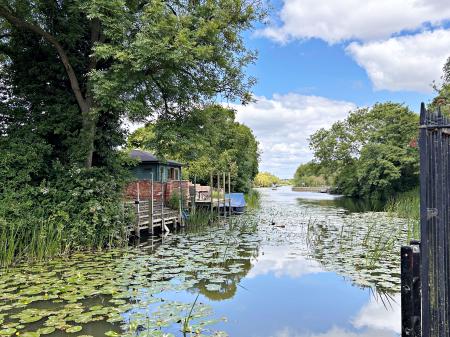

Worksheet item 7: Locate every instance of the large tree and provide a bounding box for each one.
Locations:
[0,0,262,168]
[128,105,259,191]
[309,103,419,198]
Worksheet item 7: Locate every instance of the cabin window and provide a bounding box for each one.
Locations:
[168,167,180,181]
[159,166,166,182]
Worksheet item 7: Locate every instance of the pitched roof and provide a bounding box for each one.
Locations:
[129,149,183,167]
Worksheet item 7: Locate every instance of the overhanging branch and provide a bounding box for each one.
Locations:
[0,5,89,113]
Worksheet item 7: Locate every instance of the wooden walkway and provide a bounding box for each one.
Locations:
[127,200,182,237]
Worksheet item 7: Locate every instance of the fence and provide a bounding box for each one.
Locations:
[402,103,450,337]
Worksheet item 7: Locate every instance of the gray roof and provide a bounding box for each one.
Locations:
[130,149,183,167]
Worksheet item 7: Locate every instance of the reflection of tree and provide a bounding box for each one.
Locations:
[305,214,404,295]
[143,221,260,302]
[196,253,257,301]
[297,197,385,213]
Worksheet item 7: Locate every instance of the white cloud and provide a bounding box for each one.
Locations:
[269,294,400,337]
[247,246,324,278]
[230,93,356,178]
[347,29,450,92]
[259,0,450,43]
[271,326,396,337]
[352,294,401,334]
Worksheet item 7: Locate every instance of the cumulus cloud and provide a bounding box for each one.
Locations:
[346,29,450,92]
[230,93,356,178]
[247,246,324,278]
[259,0,450,43]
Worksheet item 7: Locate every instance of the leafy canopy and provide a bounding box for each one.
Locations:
[309,102,419,198]
[128,105,259,192]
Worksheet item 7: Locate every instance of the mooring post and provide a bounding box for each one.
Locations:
[136,181,141,238]
[223,172,226,219]
[178,171,183,227]
[217,172,220,218]
[150,173,154,235]
[193,175,197,215]
[161,181,165,232]
[228,172,231,217]
[210,172,213,218]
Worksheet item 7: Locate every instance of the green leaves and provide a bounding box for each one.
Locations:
[309,102,419,198]
[128,105,259,192]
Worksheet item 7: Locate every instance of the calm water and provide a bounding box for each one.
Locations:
[0,186,404,337]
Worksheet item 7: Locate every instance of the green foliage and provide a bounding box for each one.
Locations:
[245,189,261,209]
[385,188,420,241]
[167,191,181,210]
[0,0,262,263]
[309,102,419,198]
[253,172,280,187]
[293,162,328,187]
[128,105,259,192]
[0,164,133,266]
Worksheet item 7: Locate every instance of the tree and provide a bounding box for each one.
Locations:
[293,162,328,187]
[128,105,259,192]
[0,1,263,263]
[309,102,419,198]
[253,172,280,187]
[0,0,263,168]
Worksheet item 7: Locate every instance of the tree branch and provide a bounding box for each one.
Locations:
[0,5,89,113]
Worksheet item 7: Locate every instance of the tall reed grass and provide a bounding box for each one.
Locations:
[385,187,420,241]
[245,189,261,209]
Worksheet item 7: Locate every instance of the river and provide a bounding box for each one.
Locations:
[0,186,406,337]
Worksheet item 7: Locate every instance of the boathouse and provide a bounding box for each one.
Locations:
[129,149,183,182]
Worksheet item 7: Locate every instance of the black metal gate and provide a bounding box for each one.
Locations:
[402,103,450,337]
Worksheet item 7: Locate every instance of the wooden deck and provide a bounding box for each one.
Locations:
[126,200,182,237]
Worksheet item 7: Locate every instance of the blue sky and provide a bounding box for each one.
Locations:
[232,0,450,178]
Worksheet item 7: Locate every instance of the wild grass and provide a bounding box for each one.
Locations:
[186,209,217,227]
[245,189,261,209]
[385,187,420,241]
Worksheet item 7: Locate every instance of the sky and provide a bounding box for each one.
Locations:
[230,0,450,179]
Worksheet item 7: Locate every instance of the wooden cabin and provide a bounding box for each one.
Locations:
[129,149,183,182]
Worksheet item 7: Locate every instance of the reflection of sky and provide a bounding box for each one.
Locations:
[247,246,324,278]
[152,186,400,337]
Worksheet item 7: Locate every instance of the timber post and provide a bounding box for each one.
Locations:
[136,182,141,238]
[228,172,232,217]
[210,172,213,218]
[217,173,220,218]
[150,173,154,235]
[223,172,226,219]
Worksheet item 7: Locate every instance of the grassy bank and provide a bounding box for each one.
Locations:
[385,187,420,241]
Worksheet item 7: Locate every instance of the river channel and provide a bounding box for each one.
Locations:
[0,186,406,337]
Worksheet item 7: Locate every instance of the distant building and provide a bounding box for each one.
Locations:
[129,149,183,182]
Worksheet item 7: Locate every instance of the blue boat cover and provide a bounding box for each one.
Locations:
[225,193,246,208]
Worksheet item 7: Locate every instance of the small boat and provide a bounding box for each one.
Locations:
[225,193,247,215]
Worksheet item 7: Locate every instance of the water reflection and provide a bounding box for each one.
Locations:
[0,186,403,337]
[296,196,385,213]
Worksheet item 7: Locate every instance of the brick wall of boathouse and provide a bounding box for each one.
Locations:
[125,180,190,204]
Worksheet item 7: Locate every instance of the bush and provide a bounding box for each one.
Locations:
[0,164,133,266]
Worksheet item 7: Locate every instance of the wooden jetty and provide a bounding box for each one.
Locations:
[126,171,234,237]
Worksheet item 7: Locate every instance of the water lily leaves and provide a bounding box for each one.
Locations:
[20,332,40,337]
[65,325,83,333]
[37,327,55,335]
[104,331,119,337]
[0,328,17,336]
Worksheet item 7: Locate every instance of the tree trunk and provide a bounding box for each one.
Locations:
[0,7,101,169]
